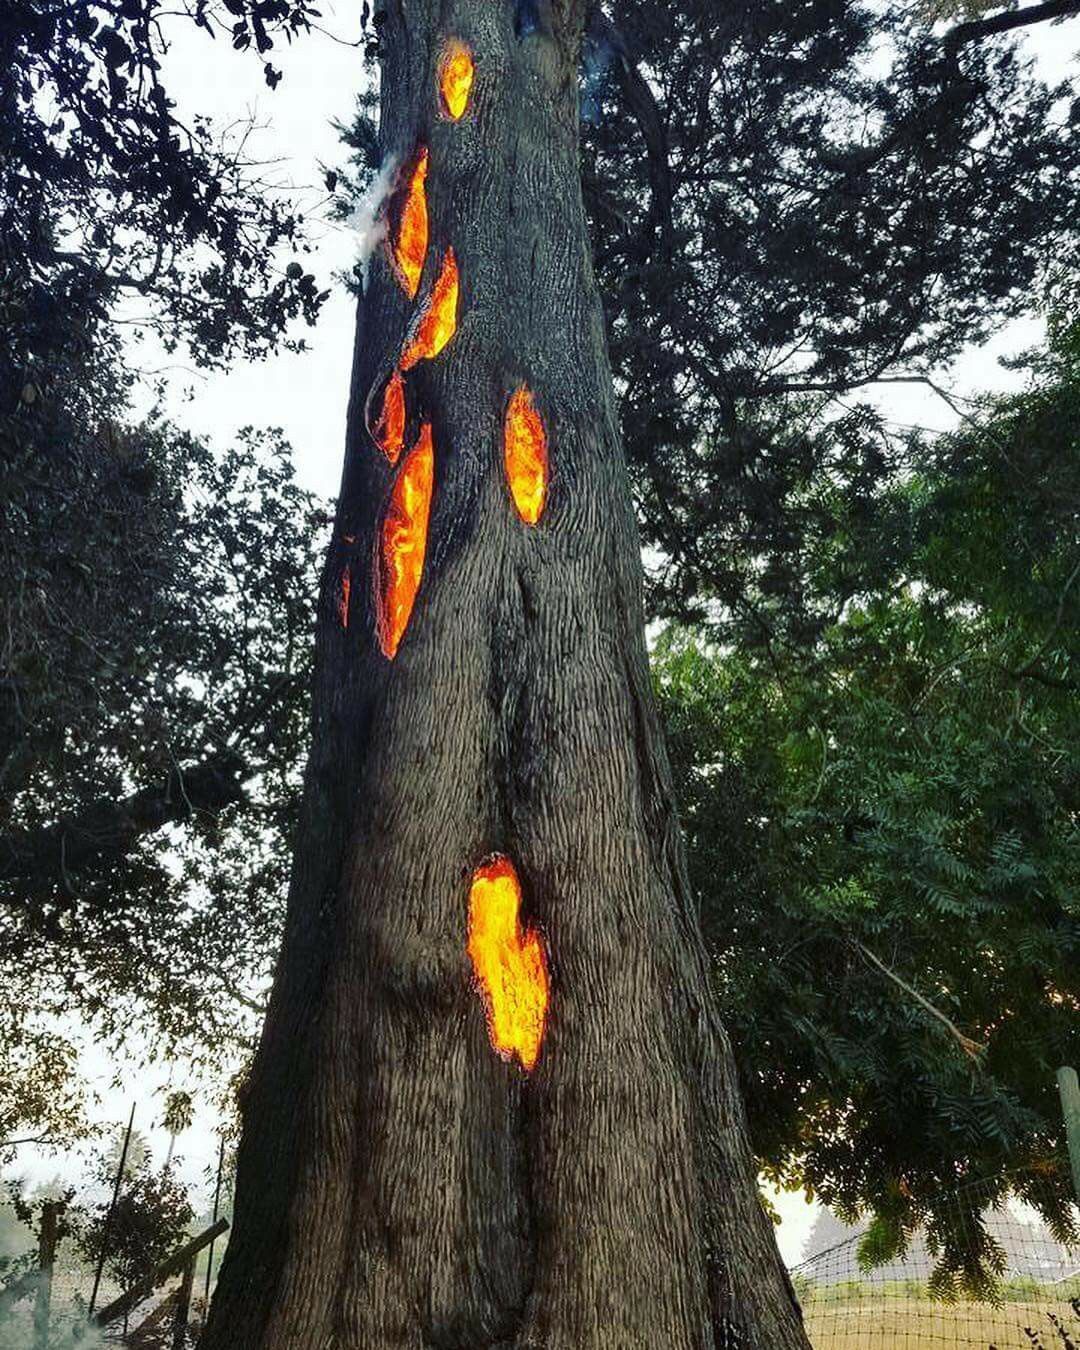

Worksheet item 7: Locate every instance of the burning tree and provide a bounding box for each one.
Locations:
[202,2,809,1346]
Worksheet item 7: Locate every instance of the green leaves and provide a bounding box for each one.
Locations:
[5,0,329,368]
[655,330,1080,1280]
[1,259,324,1148]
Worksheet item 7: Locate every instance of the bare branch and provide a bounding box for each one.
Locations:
[850,938,986,1061]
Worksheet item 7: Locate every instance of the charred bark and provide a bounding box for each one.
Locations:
[201,2,810,1347]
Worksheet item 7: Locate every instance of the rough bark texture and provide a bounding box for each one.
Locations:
[201,2,811,1346]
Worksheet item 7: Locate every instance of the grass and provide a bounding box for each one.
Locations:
[802,1284,1080,1349]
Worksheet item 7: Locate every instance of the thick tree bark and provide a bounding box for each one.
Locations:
[201,2,810,1347]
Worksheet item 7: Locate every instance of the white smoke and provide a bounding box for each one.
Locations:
[348,154,401,289]
[581,30,617,125]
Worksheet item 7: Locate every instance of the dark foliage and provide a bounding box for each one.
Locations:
[0,197,323,1148]
[0,0,331,367]
[657,321,1080,1285]
[583,0,1080,643]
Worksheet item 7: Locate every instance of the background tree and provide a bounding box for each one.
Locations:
[0,217,324,1154]
[1,0,333,368]
[656,315,1080,1290]
[2,0,340,1148]
[75,1149,194,1325]
[163,1092,196,1166]
[581,0,1080,639]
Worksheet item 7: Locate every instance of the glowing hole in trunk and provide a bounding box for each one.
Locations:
[337,565,351,629]
[467,856,549,1072]
[504,386,548,524]
[402,248,459,370]
[377,423,434,659]
[392,148,429,299]
[439,41,475,120]
[375,370,406,464]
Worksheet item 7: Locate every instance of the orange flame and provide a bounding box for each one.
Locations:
[337,564,351,629]
[402,248,459,370]
[439,41,475,121]
[374,370,406,464]
[504,386,548,524]
[377,424,434,659]
[392,149,429,299]
[467,856,549,1072]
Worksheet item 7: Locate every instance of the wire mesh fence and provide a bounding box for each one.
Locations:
[3,1165,1078,1347]
[793,1170,1080,1349]
[0,1231,218,1348]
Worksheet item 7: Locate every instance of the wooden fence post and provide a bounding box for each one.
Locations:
[33,1200,61,1350]
[1058,1065,1080,1204]
[93,1217,228,1331]
[172,1258,194,1350]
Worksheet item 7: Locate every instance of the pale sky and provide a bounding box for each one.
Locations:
[7,5,1079,1269]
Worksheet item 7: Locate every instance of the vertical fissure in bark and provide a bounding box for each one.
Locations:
[201,3,812,1347]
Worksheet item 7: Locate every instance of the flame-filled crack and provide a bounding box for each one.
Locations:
[468,856,549,1072]
[374,370,407,464]
[504,386,548,524]
[402,248,459,370]
[337,564,351,629]
[439,41,475,121]
[391,148,429,299]
[377,423,434,659]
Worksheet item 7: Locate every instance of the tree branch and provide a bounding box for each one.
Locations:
[850,938,986,1061]
[944,0,1080,47]
[587,8,674,256]
[0,752,249,887]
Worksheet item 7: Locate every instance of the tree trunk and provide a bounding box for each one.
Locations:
[200,2,810,1347]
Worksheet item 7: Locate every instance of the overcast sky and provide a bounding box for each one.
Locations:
[8,4,1079,1266]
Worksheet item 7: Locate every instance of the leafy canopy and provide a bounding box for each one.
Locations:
[0,197,324,1156]
[656,319,1080,1285]
[2,0,333,367]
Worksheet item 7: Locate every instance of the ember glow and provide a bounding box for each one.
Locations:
[402,248,459,370]
[504,386,548,524]
[375,370,406,464]
[377,424,434,659]
[467,856,549,1072]
[392,148,429,299]
[439,41,475,121]
[338,564,351,629]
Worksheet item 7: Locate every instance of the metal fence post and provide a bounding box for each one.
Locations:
[1058,1065,1080,1204]
[203,1135,225,1308]
[88,1101,136,1316]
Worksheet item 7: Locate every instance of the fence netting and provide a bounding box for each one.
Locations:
[2,1167,1078,1347]
[793,1171,1080,1349]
